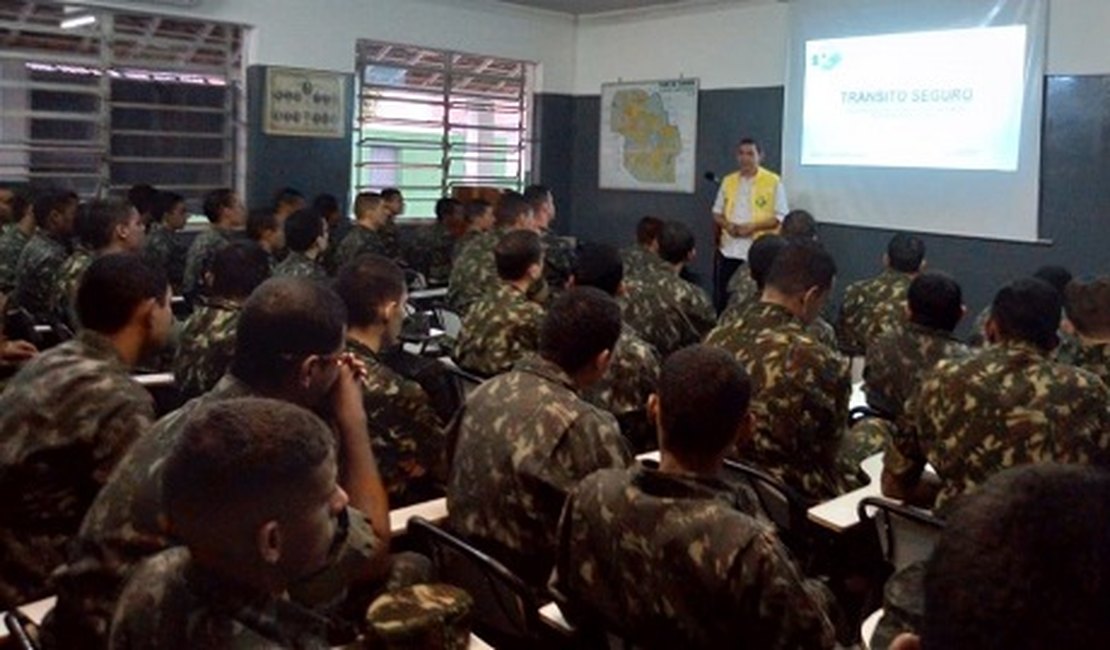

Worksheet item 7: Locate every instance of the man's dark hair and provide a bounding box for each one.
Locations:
[435,197,462,223]
[909,272,963,332]
[573,243,624,297]
[737,137,761,153]
[313,193,340,218]
[231,278,348,389]
[540,287,621,374]
[354,192,382,217]
[658,345,752,465]
[272,187,304,209]
[127,184,157,217]
[764,240,837,295]
[164,398,335,538]
[657,220,695,265]
[887,233,926,273]
[76,253,168,334]
[203,188,235,224]
[991,278,1062,351]
[33,190,78,229]
[747,235,789,290]
[636,216,664,246]
[150,191,185,224]
[335,254,407,328]
[381,188,402,201]
[246,208,278,242]
[284,208,325,253]
[79,198,134,251]
[522,185,552,211]
[1033,265,1073,295]
[922,464,1110,650]
[495,229,542,282]
[781,210,818,241]
[1064,276,1110,337]
[9,190,34,224]
[464,199,491,223]
[495,190,531,228]
[210,241,271,300]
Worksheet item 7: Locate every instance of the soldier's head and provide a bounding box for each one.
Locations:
[747,234,789,291]
[208,241,271,301]
[657,220,696,267]
[908,272,964,333]
[735,138,762,175]
[284,208,328,256]
[80,198,145,253]
[271,187,306,220]
[1033,265,1072,295]
[76,253,172,361]
[781,209,818,242]
[336,255,408,348]
[247,208,284,253]
[494,190,534,231]
[1064,276,1110,341]
[636,216,664,253]
[652,345,752,472]
[164,398,349,593]
[541,287,621,388]
[464,199,494,232]
[8,189,34,228]
[231,277,348,406]
[313,193,341,227]
[523,185,556,230]
[34,190,79,237]
[354,192,387,228]
[986,278,1061,351]
[151,191,188,231]
[891,464,1110,650]
[885,233,926,274]
[434,197,464,229]
[495,230,544,287]
[127,183,157,224]
[203,188,245,228]
[572,243,624,297]
[762,240,837,324]
[381,188,404,218]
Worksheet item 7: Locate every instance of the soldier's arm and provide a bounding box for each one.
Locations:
[92,387,157,485]
[564,410,633,475]
[880,385,937,508]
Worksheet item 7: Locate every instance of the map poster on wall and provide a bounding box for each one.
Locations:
[600,78,699,193]
[263,67,346,139]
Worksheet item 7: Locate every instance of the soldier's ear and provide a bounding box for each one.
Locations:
[734,411,754,448]
[889,633,921,650]
[257,520,282,565]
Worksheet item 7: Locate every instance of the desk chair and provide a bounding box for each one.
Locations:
[3,611,40,650]
[721,459,819,567]
[857,496,944,572]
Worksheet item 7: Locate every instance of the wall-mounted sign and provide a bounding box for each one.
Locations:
[263,67,346,138]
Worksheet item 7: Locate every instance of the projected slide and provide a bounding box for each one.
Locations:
[801,26,1027,171]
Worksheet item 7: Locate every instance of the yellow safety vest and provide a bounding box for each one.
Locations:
[721,167,781,236]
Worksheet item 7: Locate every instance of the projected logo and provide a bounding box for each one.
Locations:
[810,51,842,71]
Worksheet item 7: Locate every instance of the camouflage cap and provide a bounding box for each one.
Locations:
[365,583,474,650]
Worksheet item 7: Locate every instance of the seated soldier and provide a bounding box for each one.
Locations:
[1062,275,1109,385]
[378,188,404,261]
[142,191,189,292]
[273,208,329,280]
[620,220,716,358]
[705,241,850,502]
[173,242,271,399]
[416,197,463,287]
[553,346,836,649]
[619,215,666,284]
[336,254,447,507]
[110,398,355,649]
[836,233,925,355]
[334,192,390,271]
[316,193,348,275]
[573,243,661,452]
[454,199,494,259]
[11,190,79,323]
[0,253,172,608]
[183,189,244,299]
[271,187,306,225]
[447,287,632,585]
[246,208,283,271]
[968,266,1077,359]
[894,278,1110,512]
[453,229,546,377]
[724,209,819,316]
[0,189,36,295]
[447,190,536,316]
[525,185,575,295]
[45,278,390,650]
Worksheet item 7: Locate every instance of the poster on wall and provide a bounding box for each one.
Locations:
[599,78,699,193]
[263,67,346,138]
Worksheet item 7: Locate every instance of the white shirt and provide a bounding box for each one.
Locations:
[712,174,789,260]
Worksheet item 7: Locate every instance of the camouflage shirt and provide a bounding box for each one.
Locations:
[379,220,402,261]
[454,282,544,377]
[110,547,332,650]
[446,230,498,315]
[333,224,388,272]
[836,269,913,355]
[720,299,838,352]
[725,266,760,311]
[897,341,1110,510]
[619,246,667,285]
[182,227,235,297]
[12,231,69,323]
[1072,341,1110,386]
[347,338,447,508]
[540,230,576,296]
[51,247,94,326]
[411,223,456,287]
[446,355,632,583]
[620,269,716,359]
[273,251,327,281]
[864,323,970,420]
[0,224,31,294]
[172,296,241,399]
[705,302,851,502]
[142,223,186,292]
[581,324,661,450]
[0,331,154,608]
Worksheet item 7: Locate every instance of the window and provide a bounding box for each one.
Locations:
[354,41,533,219]
[0,1,244,207]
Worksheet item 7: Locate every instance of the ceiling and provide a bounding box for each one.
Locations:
[490,0,767,17]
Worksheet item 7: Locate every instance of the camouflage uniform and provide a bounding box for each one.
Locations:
[273,251,327,281]
[446,354,632,584]
[540,230,576,295]
[142,223,186,291]
[182,227,235,297]
[453,282,544,377]
[45,374,381,650]
[1072,341,1110,386]
[0,331,154,608]
[620,270,716,359]
[333,224,389,272]
[380,220,402,260]
[893,341,1110,511]
[51,247,94,325]
[321,218,353,275]
[172,296,241,399]
[725,266,760,311]
[720,299,838,351]
[412,223,456,287]
[452,230,481,262]
[836,269,913,355]
[581,324,661,452]
[0,224,31,294]
[619,245,668,285]
[12,231,69,323]
[347,338,447,508]
[553,464,837,650]
[110,547,332,650]
[971,304,1084,366]
[446,230,498,315]
[705,302,851,502]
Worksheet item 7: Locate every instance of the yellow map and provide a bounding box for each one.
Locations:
[610,89,682,184]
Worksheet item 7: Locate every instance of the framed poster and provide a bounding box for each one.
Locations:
[263,67,346,138]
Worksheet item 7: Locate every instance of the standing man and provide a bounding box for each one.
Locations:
[711,138,788,312]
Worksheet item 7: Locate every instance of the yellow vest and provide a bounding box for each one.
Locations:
[721,167,781,236]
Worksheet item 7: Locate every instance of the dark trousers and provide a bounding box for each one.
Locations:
[713,252,745,314]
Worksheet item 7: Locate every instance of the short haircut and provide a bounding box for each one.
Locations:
[9,190,34,224]
[246,208,278,241]
[781,210,818,241]
[231,278,348,389]
[657,220,695,264]
[164,398,335,539]
[150,191,185,224]
[381,188,402,201]
[522,184,552,210]
[272,187,304,208]
[747,235,789,290]
[283,208,325,253]
[572,243,624,297]
[76,253,168,335]
[33,190,78,229]
[80,198,134,250]
[464,199,491,223]
[494,229,542,282]
[495,190,531,228]
[658,345,752,464]
[636,216,664,246]
[313,193,340,217]
[1033,265,1073,295]
[203,188,235,224]
[335,254,407,328]
[127,184,157,216]
[887,233,926,273]
[764,240,837,295]
[540,287,621,374]
[435,197,462,223]
[1064,276,1110,337]
[991,277,1062,351]
[737,137,761,153]
[353,191,382,216]
[908,272,963,332]
[210,241,271,300]
[922,464,1110,650]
